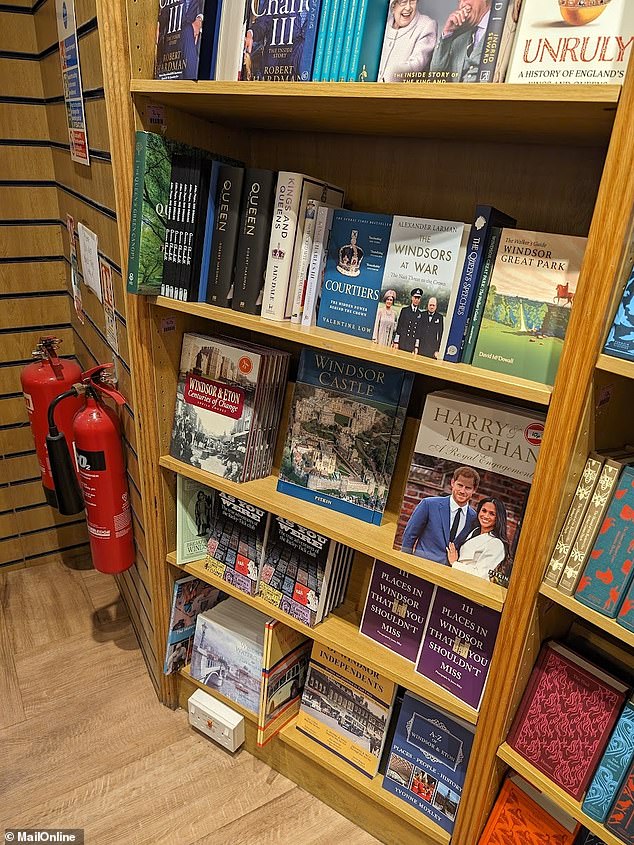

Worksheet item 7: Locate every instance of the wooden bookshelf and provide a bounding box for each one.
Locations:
[161,455,506,612]
[539,583,634,650]
[497,743,624,845]
[130,80,619,146]
[596,352,634,380]
[153,296,553,406]
[169,552,479,725]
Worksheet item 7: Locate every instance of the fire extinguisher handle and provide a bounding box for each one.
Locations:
[81,364,126,406]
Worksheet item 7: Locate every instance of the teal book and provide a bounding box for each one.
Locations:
[582,697,634,823]
[319,0,342,80]
[338,0,360,81]
[348,0,389,81]
[461,227,503,364]
[311,0,332,80]
[618,576,634,633]
[327,0,349,81]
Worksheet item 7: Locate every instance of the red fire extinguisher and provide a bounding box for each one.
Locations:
[47,364,135,575]
[20,337,83,510]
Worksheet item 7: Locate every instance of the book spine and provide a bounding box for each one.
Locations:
[477,0,510,83]
[261,172,303,321]
[543,454,604,587]
[197,161,220,302]
[198,0,222,79]
[606,759,634,842]
[290,199,319,323]
[311,0,331,80]
[506,644,550,749]
[299,0,324,80]
[319,0,342,80]
[205,164,245,307]
[180,154,201,301]
[582,701,634,823]
[216,0,247,81]
[327,0,350,81]
[618,576,634,633]
[461,226,502,363]
[346,0,370,80]
[302,206,333,327]
[557,461,622,595]
[354,0,389,82]
[127,132,148,294]
[232,168,276,315]
[338,0,360,81]
[188,159,212,301]
[161,157,183,299]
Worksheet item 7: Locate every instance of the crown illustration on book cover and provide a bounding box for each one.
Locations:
[272,244,285,260]
[337,229,364,277]
[559,0,612,26]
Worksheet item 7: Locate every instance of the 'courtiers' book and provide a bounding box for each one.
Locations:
[382,692,475,834]
[395,390,544,588]
[297,643,397,778]
[176,474,217,565]
[604,263,634,362]
[606,756,634,843]
[277,348,413,524]
[163,575,220,675]
[506,640,629,801]
[507,0,634,85]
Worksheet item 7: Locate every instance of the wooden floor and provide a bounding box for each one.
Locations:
[0,556,380,845]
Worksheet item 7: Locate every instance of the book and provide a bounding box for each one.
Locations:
[415,587,501,711]
[241,0,323,81]
[163,575,220,675]
[310,0,331,79]
[289,198,321,323]
[190,597,269,713]
[176,474,217,565]
[205,491,270,595]
[543,453,605,587]
[337,0,361,80]
[582,697,634,823]
[232,168,277,315]
[215,1,248,80]
[258,621,311,747]
[606,756,634,843]
[575,465,634,617]
[472,229,587,386]
[359,559,435,662]
[297,643,397,778]
[491,0,523,83]
[382,692,475,833]
[507,640,629,801]
[277,348,414,525]
[618,575,634,633]
[574,832,608,845]
[461,226,503,364]
[204,164,245,308]
[318,0,343,80]
[604,263,634,362]
[476,0,514,83]
[444,205,516,363]
[507,0,634,85]
[347,0,390,81]
[154,0,218,80]
[478,773,580,844]
[558,459,626,596]
[301,204,334,328]
[395,390,544,587]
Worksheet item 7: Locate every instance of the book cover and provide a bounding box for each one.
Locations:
[507,640,628,801]
[618,576,634,633]
[297,643,397,778]
[241,0,323,81]
[163,575,220,674]
[477,0,514,82]
[169,333,260,482]
[176,474,217,565]
[301,204,334,327]
[472,229,587,386]
[543,453,604,587]
[316,210,393,342]
[416,587,501,711]
[205,164,245,308]
[604,262,634,362]
[204,491,269,595]
[337,0,361,80]
[395,391,544,588]
[348,0,390,80]
[575,465,634,617]
[606,757,634,843]
[154,0,207,80]
[478,774,579,845]
[492,0,522,83]
[359,559,435,662]
[507,0,634,85]
[277,348,413,525]
[574,831,609,845]
[382,692,475,833]
[261,172,305,321]
[583,698,634,823]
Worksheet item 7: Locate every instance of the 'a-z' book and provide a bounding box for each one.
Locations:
[296,643,396,778]
[163,575,220,675]
[395,390,544,588]
[277,348,413,524]
[472,229,587,386]
[382,692,475,834]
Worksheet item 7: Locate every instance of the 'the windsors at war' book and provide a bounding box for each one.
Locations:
[472,229,587,386]
[507,0,634,85]
[277,349,413,524]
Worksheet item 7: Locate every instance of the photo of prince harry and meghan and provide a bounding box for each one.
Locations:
[396,462,525,587]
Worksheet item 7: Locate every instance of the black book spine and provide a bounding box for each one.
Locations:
[188,157,213,302]
[176,152,197,301]
[205,164,245,308]
[162,153,190,300]
[232,168,277,315]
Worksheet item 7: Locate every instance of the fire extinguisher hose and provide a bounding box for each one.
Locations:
[47,387,79,435]
[46,387,84,516]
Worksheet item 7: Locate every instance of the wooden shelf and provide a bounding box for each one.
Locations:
[179,665,259,722]
[498,743,624,845]
[539,583,634,649]
[130,80,619,146]
[170,553,479,725]
[161,455,506,612]
[280,723,451,844]
[596,352,634,379]
[153,296,552,406]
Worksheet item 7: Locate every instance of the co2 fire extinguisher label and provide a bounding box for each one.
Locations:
[76,447,106,471]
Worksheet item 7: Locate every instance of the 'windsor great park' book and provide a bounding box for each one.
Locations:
[277,349,413,524]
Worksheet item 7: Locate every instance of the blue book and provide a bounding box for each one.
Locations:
[316,209,392,341]
[327,0,350,81]
[348,0,389,81]
[382,692,475,835]
[197,160,223,302]
[163,576,220,674]
[338,0,360,81]
[198,0,222,79]
[311,0,332,80]
[604,263,634,362]
[242,0,323,81]
[319,0,343,80]
[443,205,515,363]
[277,348,413,525]
[582,698,634,823]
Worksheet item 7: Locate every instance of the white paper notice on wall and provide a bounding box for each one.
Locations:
[77,222,101,302]
[99,256,119,354]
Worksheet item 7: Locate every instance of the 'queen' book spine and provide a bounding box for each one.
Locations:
[232,168,276,315]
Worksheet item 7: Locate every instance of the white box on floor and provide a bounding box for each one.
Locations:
[187,689,245,752]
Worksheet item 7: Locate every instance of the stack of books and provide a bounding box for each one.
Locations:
[163,575,221,675]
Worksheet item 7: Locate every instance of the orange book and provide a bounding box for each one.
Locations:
[479,774,580,845]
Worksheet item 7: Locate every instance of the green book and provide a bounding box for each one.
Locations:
[461,227,503,364]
